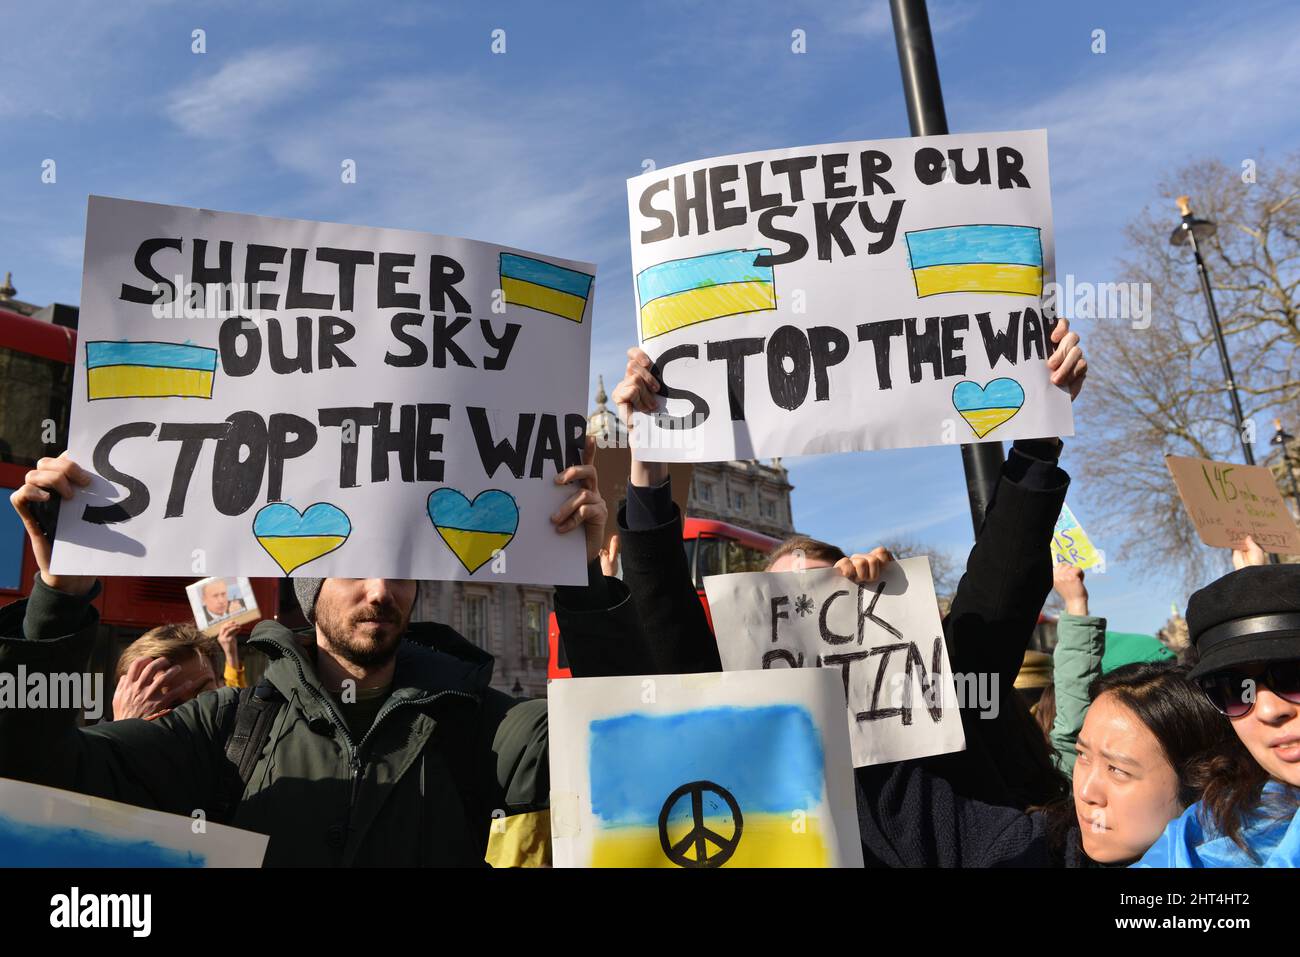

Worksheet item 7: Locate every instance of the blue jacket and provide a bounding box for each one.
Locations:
[1134,782,1300,867]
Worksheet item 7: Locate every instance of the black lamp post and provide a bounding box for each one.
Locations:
[1271,419,1300,519]
[890,0,1005,535]
[1169,196,1256,467]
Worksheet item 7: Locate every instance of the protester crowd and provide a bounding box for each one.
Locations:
[2,315,1299,869]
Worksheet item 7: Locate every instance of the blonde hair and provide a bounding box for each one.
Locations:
[114,622,218,680]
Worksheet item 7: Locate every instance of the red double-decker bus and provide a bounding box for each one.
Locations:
[546,515,782,679]
[0,305,283,673]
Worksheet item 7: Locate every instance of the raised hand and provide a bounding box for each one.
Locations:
[9,452,95,595]
[112,657,199,721]
[1052,562,1090,616]
[1231,535,1268,570]
[1047,316,1087,401]
[834,546,895,584]
[552,436,609,564]
[599,533,621,578]
[613,346,668,489]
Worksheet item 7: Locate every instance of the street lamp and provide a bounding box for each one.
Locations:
[1171,197,1278,565]
[1169,196,1256,466]
[1271,419,1300,519]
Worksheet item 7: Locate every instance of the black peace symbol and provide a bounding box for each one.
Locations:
[657,780,744,868]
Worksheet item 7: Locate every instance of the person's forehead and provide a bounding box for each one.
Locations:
[1082,694,1160,760]
[767,555,835,572]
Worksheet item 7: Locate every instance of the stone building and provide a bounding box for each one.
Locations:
[409,579,554,698]
[684,459,795,539]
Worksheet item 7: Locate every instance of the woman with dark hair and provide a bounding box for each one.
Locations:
[854,660,1236,867]
[1135,559,1300,867]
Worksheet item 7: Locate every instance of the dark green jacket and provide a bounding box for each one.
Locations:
[0,566,646,866]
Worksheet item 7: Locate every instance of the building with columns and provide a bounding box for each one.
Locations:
[684,459,795,540]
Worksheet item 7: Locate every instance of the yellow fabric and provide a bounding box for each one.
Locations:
[485,809,552,868]
[224,662,247,689]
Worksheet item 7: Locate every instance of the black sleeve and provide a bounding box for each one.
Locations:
[616,501,721,674]
[854,760,1052,867]
[923,439,1070,811]
[553,559,655,677]
[624,475,675,531]
[944,439,1068,688]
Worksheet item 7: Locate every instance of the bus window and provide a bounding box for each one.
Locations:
[0,347,71,466]
[724,539,769,574]
[692,537,723,588]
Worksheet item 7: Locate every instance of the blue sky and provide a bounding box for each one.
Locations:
[3,0,1298,634]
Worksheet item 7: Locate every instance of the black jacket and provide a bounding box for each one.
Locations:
[615,440,1074,867]
[855,443,1079,866]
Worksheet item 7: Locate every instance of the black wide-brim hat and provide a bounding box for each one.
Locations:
[1186,564,1300,680]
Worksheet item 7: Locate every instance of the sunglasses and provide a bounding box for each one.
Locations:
[1198,661,1300,717]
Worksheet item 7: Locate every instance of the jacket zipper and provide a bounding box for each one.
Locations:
[275,644,478,862]
[347,688,478,863]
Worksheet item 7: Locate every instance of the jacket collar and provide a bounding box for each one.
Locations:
[248,619,494,710]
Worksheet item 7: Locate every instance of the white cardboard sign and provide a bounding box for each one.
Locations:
[52,196,595,583]
[0,776,268,867]
[626,129,1072,461]
[548,669,864,868]
[704,559,966,767]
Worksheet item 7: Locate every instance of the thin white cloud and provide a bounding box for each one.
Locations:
[166,46,320,137]
[864,493,972,542]
[984,7,1300,227]
[255,72,635,258]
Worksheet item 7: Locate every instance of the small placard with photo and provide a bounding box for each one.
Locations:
[186,576,261,636]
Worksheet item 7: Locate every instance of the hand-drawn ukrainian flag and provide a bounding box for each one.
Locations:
[587,704,829,867]
[637,248,776,340]
[85,340,217,400]
[905,224,1043,298]
[1051,502,1103,571]
[499,253,594,323]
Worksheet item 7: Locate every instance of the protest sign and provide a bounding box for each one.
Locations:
[548,669,863,868]
[703,559,965,767]
[0,777,267,866]
[50,196,595,583]
[1166,454,1300,553]
[625,129,1072,462]
[1050,502,1103,570]
[187,575,260,635]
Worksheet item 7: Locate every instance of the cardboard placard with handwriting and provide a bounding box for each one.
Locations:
[1165,454,1300,553]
